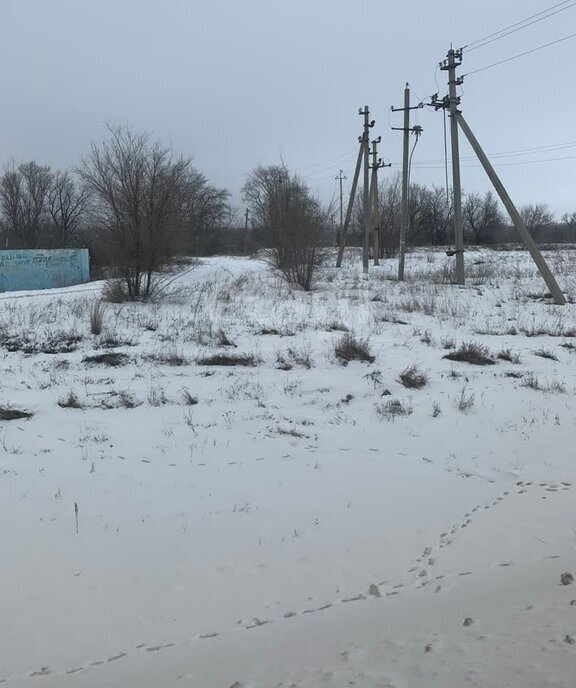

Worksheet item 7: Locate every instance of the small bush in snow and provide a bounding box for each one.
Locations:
[58,391,84,409]
[497,348,521,364]
[89,301,105,335]
[334,334,375,365]
[443,342,495,366]
[375,399,413,420]
[101,278,130,303]
[83,352,130,367]
[181,388,198,406]
[275,345,313,370]
[148,385,168,407]
[399,365,428,389]
[533,348,558,361]
[197,353,259,367]
[216,330,237,348]
[0,405,33,421]
[456,387,475,413]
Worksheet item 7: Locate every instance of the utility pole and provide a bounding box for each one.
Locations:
[243,207,250,255]
[440,48,465,285]
[336,113,370,268]
[391,84,424,280]
[369,137,388,266]
[429,50,565,305]
[335,169,347,245]
[361,106,375,274]
[456,112,565,305]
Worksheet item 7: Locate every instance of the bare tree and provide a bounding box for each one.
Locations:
[520,203,554,239]
[377,174,401,258]
[463,191,502,244]
[78,126,192,300]
[0,161,53,248]
[182,170,231,255]
[561,211,576,229]
[421,186,453,245]
[243,165,330,290]
[47,171,87,247]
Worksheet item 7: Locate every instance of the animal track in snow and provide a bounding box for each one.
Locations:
[6,479,571,684]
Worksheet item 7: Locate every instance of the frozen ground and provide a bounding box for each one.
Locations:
[1,248,576,687]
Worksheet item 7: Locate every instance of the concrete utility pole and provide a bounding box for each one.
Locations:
[440,48,465,285]
[399,85,411,279]
[361,106,375,274]
[456,112,566,305]
[336,115,370,268]
[368,137,389,266]
[391,84,424,280]
[429,49,565,305]
[335,169,347,245]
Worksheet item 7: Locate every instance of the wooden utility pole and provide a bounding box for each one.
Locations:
[335,169,347,245]
[361,106,374,274]
[440,48,465,285]
[456,112,565,305]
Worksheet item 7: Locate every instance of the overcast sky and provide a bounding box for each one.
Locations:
[0,0,574,218]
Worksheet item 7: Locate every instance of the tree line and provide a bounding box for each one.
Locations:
[1,125,574,299]
[348,175,576,256]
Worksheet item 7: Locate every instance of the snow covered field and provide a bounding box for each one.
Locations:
[1,248,576,687]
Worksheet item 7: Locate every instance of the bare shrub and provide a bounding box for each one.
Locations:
[521,373,541,391]
[375,399,413,420]
[116,391,140,408]
[324,320,349,332]
[275,344,313,370]
[89,301,105,335]
[521,374,566,393]
[181,388,198,405]
[242,165,331,291]
[432,401,442,417]
[456,387,475,412]
[148,385,168,406]
[533,348,559,361]
[443,342,495,366]
[0,405,33,420]
[101,279,129,303]
[144,351,188,366]
[334,333,375,365]
[497,348,521,364]
[216,330,237,347]
[197,353,259,367]
[399,365,428,389]
[83,352,129,367]
[58,391,84,409]
[97,334,135,348]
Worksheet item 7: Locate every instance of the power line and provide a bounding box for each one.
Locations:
[399,139,576,166]
[290,148,357,172]
[466,2,576,53]
[465,0,574,51]
[392,154,576,170]
[463,30,576,76]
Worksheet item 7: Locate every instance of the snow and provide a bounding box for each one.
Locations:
[1,248,576,687]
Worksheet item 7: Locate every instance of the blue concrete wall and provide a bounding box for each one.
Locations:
[0,249,90,292]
